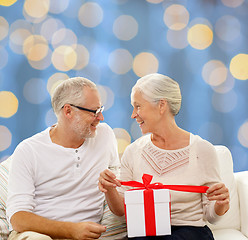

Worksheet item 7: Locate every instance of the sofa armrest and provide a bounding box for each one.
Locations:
[235,171,248,238]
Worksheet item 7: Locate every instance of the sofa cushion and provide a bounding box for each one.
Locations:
[208,146,240,231]
[0,158,11,240]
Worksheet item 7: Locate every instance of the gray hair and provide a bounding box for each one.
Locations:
[131,73,182,116]
[51,77,97,117]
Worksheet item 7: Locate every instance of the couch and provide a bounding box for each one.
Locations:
[0,145,248,240]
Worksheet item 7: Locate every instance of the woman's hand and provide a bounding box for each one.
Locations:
[207,183,230,216]
[98,169,121,193]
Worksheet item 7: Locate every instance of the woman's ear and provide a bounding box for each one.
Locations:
[159,99,168,114]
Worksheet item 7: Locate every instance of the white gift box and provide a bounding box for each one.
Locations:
[124,188,171,238]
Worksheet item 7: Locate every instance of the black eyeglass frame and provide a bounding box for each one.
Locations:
[65,104,104,116]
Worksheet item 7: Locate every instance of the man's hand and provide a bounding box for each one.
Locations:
[71,222,106,240]
[207,183,230,216]
[98,169,121,193]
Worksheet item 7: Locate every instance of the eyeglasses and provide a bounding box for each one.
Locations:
[68,104,104,117]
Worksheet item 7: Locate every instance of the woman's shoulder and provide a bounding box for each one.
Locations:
[125,134,151,152]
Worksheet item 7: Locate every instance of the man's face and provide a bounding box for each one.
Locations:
[70,87,104,139]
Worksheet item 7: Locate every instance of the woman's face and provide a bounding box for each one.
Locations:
[131,91,160,134]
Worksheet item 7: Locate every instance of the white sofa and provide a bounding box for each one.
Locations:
[0,145,248,240]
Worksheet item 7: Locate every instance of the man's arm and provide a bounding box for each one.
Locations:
[11,211,106,240]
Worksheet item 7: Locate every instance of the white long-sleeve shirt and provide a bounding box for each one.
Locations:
[7,123,119,229]
[119,133,221,226]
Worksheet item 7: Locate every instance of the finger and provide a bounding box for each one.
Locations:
[208,191,229,201]
[98,181,107,193]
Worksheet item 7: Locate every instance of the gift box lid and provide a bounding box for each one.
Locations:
[125,189,170,204]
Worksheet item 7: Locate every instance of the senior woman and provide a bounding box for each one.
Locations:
[99,73,229,240]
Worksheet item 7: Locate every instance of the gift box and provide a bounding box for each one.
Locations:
[124,188,171,237]
[121,174,209,238]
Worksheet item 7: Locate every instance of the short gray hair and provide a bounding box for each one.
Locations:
[51,77,97,117]
[131,73,182,116]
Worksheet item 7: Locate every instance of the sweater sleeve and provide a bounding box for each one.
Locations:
[196,137,222,224]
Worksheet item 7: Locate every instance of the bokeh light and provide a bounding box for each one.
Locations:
[0,91,18,118]
[230,53,248,80]
[47,73,69,96]
[0,47,8,69]
[49,0,69,14]
[212,90,237,113]
[202,60,228,87]
[113,128,131,158]
[146,0,163,3]
[0,0,18,7]
[97,85,115,111]
[108,49,133,74]
[133,52,159,77]
[51,45,77,71]
[23,78,48,104]
[163,4,189,30]
[23,35,49,61]
[167,28,188,49]
[113,15,138,41]
[0,126,12,151]
[211,72,235,94]
[78,2,103,28]
[238,121,248,148]
[51,28,77,50]
[24,0,49,19]
[215,15,240,42]
[187,24,213,50]
[0,16,9,41]
[221,0,244,8]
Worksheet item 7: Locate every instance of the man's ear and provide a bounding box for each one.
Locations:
[62,104,73,118]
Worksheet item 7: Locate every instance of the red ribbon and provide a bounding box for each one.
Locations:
[121,174,209,236]
[120,173,209,193]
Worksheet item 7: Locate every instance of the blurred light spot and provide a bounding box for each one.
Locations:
[97,85,114,111]
[45,108,57,127]
[51,28,77,49]
[78,2,103,28]
[24,0,49,19]
[167,28,188,49]
[202,60,228,86]
[108,49,133,74]
[23,35,49,61]
[47,73,69,95]
[215,15,240,42]
[72,44,89,70]
[113,15,138,41]
[28,48,52,70]
[0,126,11,151]
[9,20,32,54]
[130,120,142,140]
[49,0,69,14]
[212,90,237,113]
[133,52,159,77]
[238,121,248,148]
[211,72,235,94]
[23,78,48,104]
[198,122,223,144]
[52,45,77,71]
[0,16,9,41]
[146,0,163,3]
[230,53,248,80]
[188,24,213,50]
[0,0,17,6]
[163,4,189,30]
[0,91,18,118]
[221,0,244,8]
[113,128,131,157]
[40,18,65,43]
[0,47,8,69]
